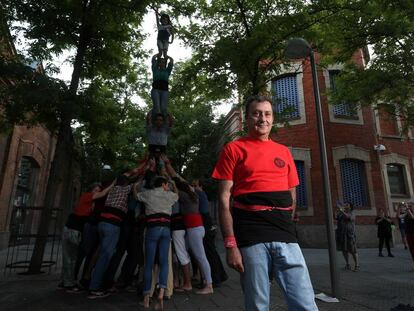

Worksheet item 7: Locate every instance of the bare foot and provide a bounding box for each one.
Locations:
[195,285,213,295]
[140,294,150,308]
[154,289,164,310]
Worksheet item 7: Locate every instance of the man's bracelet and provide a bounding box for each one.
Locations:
[224,236,237,248]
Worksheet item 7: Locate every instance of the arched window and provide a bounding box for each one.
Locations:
[386,163,408,197]
[339,159,369,208]
[14,156,39,207]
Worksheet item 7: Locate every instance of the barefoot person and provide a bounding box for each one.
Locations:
[212,95,318,311]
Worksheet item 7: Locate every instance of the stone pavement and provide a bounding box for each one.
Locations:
[1,245,413,311]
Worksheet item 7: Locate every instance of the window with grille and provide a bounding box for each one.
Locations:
[295,160,307,209]
[16,157,34,189]
[14,157,39,207]
[272,75,300,119]
[329,70,358,118]
[339,159,369,208]
[387,164,408,197]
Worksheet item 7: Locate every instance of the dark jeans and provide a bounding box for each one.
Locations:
[379,236,392,255]
[202,214,228,285]
[102,219,133,289]
[117,219,145,286]
[90,222,120,290]
[74,223,99,283]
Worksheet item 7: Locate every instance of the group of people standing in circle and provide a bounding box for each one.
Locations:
[335,201,414,272]
[58,10,228,310]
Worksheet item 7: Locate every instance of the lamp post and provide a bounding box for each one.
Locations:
[284,38,340,298]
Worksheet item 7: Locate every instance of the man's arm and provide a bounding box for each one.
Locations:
[218,180,244,273]
[169,26,174,43]
[289,187,297,220]
[167,113,174,128]
[154,7,160,26]
[92,180,116,200]
[167,56,174,74]
[146,111,152,126]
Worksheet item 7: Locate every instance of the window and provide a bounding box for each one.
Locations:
[14,157,39,207]
[329,70,358,119]
[378,104,399,136]
[339,159,369,208]
[387,164,408,197]
[295,160,307,209]
[272,75,300,119]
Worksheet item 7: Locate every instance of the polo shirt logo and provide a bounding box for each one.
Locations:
[274,157,285,168]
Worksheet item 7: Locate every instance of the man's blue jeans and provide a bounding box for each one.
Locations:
[89,222,120,291]
[240,242,319,311]
[151,88,169,117]
[143,226,171,294]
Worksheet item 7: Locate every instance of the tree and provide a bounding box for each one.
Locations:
[163,60,226,179]
[2,0,149,273]
[311,0,414,128]
[164,0,335,97]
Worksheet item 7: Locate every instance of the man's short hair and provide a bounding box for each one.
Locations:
[155,113,164,120]
[153,176,168,188]
[244,95,273,118]
[87,182,101,192]
[116,175,130,186]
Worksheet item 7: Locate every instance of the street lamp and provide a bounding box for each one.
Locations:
[284,38,340,298]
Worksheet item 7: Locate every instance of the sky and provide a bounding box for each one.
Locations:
[50,12,232,117]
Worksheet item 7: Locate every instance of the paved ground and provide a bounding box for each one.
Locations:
[1,245,413,311]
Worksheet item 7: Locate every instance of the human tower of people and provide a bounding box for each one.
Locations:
[59,11,227,310]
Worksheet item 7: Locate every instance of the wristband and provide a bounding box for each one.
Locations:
[224,236,237,248]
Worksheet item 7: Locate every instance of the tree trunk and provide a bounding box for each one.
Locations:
[27,119,73,273]
[26,0,94,273]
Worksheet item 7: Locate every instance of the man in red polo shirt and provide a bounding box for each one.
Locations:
[212,95,318,311]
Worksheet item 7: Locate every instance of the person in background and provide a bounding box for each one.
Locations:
[146,112,173,156]
[136,176,178,310]
[155,10,174,58]
[376,209,394,257]
[88,175,135,299]
[336,203,359,271]
[171,200,193,292]
[60,181,114,292]
[192,179,228,288]
[396,202,408,250]
[174,177,213,295]
[405,203,414,269]
[150,54,173,118]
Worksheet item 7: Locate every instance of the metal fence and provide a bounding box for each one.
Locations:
[4,206,63,275]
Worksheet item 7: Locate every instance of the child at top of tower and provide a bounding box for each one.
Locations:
[155,10,174,58]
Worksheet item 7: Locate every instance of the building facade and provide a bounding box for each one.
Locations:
[223,50,413,247]
[0,24,57,250]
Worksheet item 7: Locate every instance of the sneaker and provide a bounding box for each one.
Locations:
[107,286,118,294]
[379,253,384,257]
[66,285,84,294]
[124,285,137,293]
[79,279,90,289]
[88,290,109,299]
[388,253,394,257]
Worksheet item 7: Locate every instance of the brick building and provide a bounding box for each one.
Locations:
[223,50,413,247]
[0,24,57,250]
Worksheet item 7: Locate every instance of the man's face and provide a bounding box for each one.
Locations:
[159,59,167,69]
[246,100,274,138]
[155,116,164,127]
[92,186,101,193]
[161,16,169,25]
